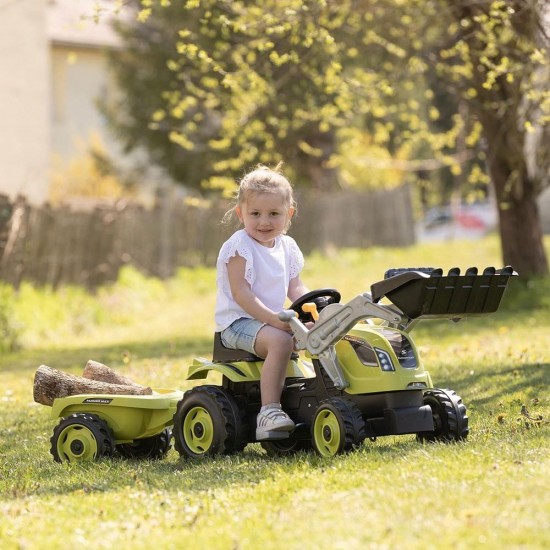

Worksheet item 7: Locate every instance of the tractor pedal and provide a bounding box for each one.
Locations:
[255,430,291,441]
[292,423,309,438]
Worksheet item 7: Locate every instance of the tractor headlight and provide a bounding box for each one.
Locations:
[375,348,395,371]
[407,382,427,388]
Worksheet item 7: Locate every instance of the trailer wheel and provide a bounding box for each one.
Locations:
[173,386,245,459]
[311,398,366,457]
[417,389,469,443]
[50,413,114,463]
[116,428,172,460]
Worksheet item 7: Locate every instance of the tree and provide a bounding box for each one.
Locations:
[355,0,549,276]
[429,0,549,276]
[104,0,549,275]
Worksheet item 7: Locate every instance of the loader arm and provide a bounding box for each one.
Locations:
[279,266,517,390]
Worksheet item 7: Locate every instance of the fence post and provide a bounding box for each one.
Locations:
[156,185,173,279]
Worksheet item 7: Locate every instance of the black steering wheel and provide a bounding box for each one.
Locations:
[289,288,341,323]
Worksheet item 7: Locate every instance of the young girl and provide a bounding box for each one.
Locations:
[215,164,309,440]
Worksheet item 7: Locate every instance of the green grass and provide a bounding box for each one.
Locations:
[1,235,549,549]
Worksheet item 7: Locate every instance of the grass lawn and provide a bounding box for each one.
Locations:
[1,236,549,549]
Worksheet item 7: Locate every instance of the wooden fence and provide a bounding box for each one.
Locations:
[0,186,415,288]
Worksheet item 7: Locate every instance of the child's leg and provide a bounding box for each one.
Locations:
[254,325,294,405]
[254,325,295,440]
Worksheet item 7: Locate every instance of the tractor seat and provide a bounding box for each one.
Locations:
[212,332,298,363]
[213,332,262,362]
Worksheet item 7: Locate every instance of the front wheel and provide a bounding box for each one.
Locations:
[50,413,114,463]
[417,389,469,443]
[173,386,245,459]
[311,397,366,457]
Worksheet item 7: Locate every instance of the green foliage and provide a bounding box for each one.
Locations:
[106,0,548,190]
[11,283,107,349]
[332,128,409,190]
[0,265,218,353]
[427,0,550,197]
[104,0,466,192]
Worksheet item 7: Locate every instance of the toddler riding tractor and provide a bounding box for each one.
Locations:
[172,266,517,458]
[42,266,516,462]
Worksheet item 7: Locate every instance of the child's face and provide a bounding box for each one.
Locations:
[236,191,294,247]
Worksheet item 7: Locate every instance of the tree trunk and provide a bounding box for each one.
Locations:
[450,0,549,278]
[495,181,549,278]
[33,365,152,407]
[481,117,549,277]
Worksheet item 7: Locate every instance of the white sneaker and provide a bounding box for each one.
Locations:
[256,406,295,440]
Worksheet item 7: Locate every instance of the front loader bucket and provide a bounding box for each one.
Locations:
[371,266,517,319]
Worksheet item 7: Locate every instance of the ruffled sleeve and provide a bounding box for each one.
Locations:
[286,236,304,279]
[218,230,256,285]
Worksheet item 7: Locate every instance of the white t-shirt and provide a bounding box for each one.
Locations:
[215,229,305,331]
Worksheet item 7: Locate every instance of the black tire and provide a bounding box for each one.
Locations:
[261,437,313,457]
[116,428,172,460]
[417,389,469,443]
[50,413,114,463]
[173,386,246,459]
[311,397,366,457]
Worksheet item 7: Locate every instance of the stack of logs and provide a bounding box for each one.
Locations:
[33,361,153,406]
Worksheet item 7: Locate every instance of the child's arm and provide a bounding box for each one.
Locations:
[227,254,292,332]
[288,276,309,302]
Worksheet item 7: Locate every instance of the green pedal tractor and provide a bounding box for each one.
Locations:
[173,266,517,458]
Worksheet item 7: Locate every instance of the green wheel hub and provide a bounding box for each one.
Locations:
[183,406,214,455]
[311,397,366,457]
[56,424,99,460]
[173,385,246,459]
[50,413,114,463]
[313,409,342,457]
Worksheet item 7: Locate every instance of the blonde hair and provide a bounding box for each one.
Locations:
[222,163,297,231]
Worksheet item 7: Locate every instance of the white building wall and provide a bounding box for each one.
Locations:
[0,0,49,204]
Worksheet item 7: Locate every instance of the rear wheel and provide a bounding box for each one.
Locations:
[116,428,172,460]
[417,389,469,443]
[311,398,366,457]
[50,413,114,463]
[173,386,245,459]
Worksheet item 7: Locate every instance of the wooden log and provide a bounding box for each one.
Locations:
[82,360,145,388]
[33,365,152,407]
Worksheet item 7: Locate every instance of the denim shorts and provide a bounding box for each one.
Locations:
[220,317,265,355]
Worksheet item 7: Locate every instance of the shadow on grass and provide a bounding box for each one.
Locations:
[21,437,426,499]
[444,362,549,408]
